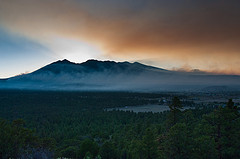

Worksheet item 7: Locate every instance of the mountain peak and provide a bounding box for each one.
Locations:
[54,59,73,65]
[84,59,117,64]
[80,59,118,71]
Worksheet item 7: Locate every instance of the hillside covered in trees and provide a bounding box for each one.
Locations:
[0,90,239,159]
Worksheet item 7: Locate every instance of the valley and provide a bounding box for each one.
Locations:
[0,90,239,158]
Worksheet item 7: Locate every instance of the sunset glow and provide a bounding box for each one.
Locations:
[1,0,240,77]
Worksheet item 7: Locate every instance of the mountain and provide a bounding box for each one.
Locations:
[1,59,240,91]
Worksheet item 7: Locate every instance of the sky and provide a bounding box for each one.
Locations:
[1,0,240,78]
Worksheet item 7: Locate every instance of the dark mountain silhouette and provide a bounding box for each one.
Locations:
[1,59,240,91]
[33,59,169,75]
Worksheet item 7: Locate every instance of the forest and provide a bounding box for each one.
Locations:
[0,90,239,159]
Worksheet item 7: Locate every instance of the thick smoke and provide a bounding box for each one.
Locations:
[0,0,240,74]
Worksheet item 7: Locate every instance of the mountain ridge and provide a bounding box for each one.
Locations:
[1,59,240,92]
[26,59,170,77]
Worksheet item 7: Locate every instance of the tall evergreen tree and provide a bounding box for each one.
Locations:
[226,99,234,109]
[167,97,182,127]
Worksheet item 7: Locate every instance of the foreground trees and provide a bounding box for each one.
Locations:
[0,119,54,159]
[200,99,240,159]
[160,98,240,159]
[0,95,239,159]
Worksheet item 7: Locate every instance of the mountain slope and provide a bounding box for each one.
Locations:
[1,59,240,91]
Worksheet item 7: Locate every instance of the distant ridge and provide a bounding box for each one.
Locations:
[1,59,240,92]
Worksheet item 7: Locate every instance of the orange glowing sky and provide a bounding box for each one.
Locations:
[0,0,240,77]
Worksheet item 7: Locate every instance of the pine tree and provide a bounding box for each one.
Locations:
[167,97,182,127]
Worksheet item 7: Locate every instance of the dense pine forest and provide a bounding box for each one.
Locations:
[0,90,239,159]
